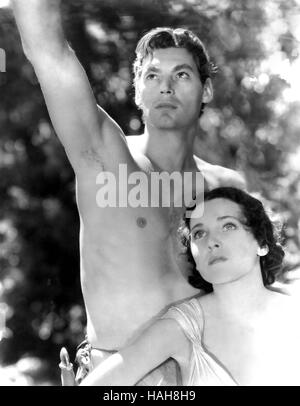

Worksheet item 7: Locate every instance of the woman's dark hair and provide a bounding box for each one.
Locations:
[133,27,216,116]
[181,187,285,293]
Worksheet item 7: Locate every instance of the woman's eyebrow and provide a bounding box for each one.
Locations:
[190,222,204,232]
[217,215,241,222]
[190,215,241,231]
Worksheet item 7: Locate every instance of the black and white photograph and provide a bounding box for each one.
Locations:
[1,0,300,388]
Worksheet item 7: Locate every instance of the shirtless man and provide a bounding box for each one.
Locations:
[12,0,245,385]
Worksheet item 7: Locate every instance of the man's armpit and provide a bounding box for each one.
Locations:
[80,147,106,171]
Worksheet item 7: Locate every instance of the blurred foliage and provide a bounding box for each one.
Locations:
[0,0,300,385]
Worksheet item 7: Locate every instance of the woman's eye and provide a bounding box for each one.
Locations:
[177,71,190,79]
[193,229,206,240]
[223,223,237,231]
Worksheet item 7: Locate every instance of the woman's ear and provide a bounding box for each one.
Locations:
[202,78,213,104]
[257,245,269,257]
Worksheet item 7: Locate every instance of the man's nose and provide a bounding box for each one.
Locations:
[160,77,174,94]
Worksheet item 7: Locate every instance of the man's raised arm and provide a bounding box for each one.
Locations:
[11,0,129,172]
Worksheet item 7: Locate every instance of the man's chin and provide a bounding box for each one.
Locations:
[150,117,180,130]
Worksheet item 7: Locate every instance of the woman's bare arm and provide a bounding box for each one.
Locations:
[80,318,187,386]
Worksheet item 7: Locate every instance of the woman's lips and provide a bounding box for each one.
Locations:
[208,256,227,266]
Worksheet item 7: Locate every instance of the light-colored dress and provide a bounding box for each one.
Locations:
[162,298,238,386]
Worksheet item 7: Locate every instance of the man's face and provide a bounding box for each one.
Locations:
[135,47,212,130]
[189,198,260,286]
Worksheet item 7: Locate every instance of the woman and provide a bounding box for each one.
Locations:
[78,187,300,386]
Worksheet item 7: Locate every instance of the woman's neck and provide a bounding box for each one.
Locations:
[211,268,273,320]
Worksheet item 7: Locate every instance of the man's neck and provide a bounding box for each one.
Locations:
[141,124,199,173]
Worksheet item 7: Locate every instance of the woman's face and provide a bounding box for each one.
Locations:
[189,198,261,286]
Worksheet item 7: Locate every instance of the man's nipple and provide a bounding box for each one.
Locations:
[136,217,147,228]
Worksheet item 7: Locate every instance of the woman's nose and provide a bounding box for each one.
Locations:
[208,236,221,250]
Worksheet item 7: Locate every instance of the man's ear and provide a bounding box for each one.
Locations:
[202,78,213,104]
[135,86,141,107]
[134,76,142,107]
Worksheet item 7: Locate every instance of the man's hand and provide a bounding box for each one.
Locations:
[59,347,76,386]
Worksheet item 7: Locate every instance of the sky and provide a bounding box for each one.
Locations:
[0,0,9,8]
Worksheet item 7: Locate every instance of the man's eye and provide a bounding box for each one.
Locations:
[223,223,237,231]
[193,230,206,240]
[146,73,158,80]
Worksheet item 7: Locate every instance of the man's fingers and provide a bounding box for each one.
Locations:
[60,347,70,366]
[59,347,76,386]
[60,367,76,386]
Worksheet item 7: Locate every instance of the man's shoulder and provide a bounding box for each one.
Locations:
[126,134,146,160]
[194,155,247,190]
[126,134,144,151]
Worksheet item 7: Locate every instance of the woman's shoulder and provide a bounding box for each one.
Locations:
[265,289,300,325]
[164,295,213,319]
[162,296,211,340]
[267,288,300,307]
[195,293,215,312]
[156,309,191,363]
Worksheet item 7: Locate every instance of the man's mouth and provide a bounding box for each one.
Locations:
[208,256,227,266]
[155,102,178,109]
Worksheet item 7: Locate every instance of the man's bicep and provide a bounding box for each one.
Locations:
[32,48,129,170]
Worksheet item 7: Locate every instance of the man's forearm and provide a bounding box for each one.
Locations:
[11,0,68,61]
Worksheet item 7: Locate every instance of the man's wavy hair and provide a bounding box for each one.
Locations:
[181,187,285,293]
[133,27,216,116]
